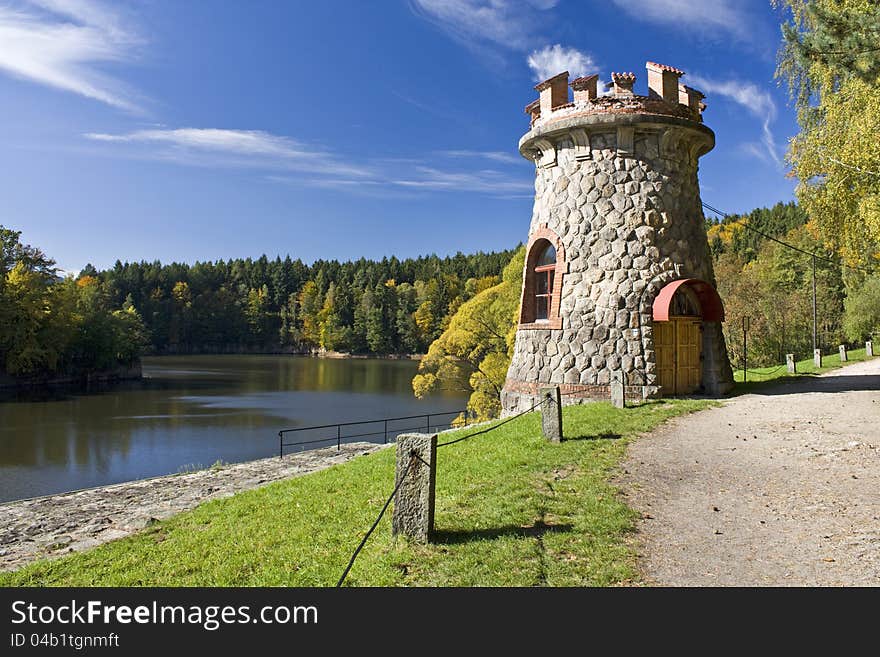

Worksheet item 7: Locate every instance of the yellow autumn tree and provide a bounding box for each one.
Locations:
[777,0,880,264]
[412,247,524,420]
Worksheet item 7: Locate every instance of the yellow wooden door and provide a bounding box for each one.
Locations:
[654,321,676,395]
[676,319,703,394]
[653,319,702,395]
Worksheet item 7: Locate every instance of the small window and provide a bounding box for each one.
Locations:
[671,287,701,317]
[534,243,556,321]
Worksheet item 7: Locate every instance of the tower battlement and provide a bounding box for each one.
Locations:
[525,62,707,129]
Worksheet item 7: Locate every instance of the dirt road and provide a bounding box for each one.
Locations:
[620,357,880,586]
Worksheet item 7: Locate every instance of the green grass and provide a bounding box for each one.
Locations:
[0,399,713,587]
[732,346,872,392]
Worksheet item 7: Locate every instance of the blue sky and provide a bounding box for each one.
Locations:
[0,0,798,272]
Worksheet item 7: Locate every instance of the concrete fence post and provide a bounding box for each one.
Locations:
[867,341,874,358]
[839,344,848,362]
[814,349,823,369]
[610,373,625,409]
[786,353,796,374]
[540,386,563,443]
[392,433,437,543]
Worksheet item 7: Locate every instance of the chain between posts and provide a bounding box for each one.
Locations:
[336,398,547,586]
[336,455,415,588]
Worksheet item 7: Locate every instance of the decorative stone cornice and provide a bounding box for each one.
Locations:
[518,111,715,165]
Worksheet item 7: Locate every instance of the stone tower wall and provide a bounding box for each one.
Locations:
[502,65,734,414]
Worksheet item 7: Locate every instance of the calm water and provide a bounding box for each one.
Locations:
[0,355,467,503]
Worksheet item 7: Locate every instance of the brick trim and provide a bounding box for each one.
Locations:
[503,378,645,399]
[519,225,566,329]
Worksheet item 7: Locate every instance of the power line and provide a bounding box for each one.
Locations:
[701,201,876,276]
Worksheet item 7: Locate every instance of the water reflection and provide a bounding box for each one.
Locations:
[0,355,465,502]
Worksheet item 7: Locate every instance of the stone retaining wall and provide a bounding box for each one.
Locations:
[0,442,387,572]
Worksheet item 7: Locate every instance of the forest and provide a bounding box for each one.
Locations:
[0,226,147,381]
[0,230,519,382]
[86,249,518,356]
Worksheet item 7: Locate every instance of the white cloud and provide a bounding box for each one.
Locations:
[688,74,780,164]
[410,2,603,94]
[739,142,774,165]
[86,128,534,196]
[410,0,557,51]
[527,44,596,82]
[391,166,534,194]
[85,128,374,178]
[276,165,534,197]
[88,128,311,158]
[439,149,524,165]
[0,0,144,111]
[609,0,753,41]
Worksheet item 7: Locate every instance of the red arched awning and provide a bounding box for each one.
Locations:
[652,278,725,322]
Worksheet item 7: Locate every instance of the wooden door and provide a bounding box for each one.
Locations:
[654,321,676,395]
[676,319,702,394]
[653,318,702,396]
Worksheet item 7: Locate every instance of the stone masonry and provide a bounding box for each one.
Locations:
[502,63,734,414]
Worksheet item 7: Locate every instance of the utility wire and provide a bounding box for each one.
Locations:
[701,201,876,276]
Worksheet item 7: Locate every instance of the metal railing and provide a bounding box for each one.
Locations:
[278,410,470,457]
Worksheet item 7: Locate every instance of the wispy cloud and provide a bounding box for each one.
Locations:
[390,90,474,126]
[527,44,596,82]
[86,127,533,196]
[84,127,374,177]
[0,0,144,112]
[410,1,599,99]
[688,74,780,165]
[409,0,557,51]
[391,166,533,194]
[439,149,524,165]
[608,0,754,41]
[267,176,416,200]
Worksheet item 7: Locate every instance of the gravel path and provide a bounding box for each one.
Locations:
[619,357,880,586]
[0,442,388,572]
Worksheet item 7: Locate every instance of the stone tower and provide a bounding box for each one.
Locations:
[501,62,734,414]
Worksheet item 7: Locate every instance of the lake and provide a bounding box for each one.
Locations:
[0,355,467,503]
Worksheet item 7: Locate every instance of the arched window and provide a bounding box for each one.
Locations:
[670,286,701,317]
[534,243,556,320]
[519,232,564,329]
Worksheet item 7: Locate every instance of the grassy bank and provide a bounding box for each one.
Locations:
[732,346,871,391]
[1,399,713,587]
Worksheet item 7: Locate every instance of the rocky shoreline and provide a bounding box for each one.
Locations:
[0,442,388,573]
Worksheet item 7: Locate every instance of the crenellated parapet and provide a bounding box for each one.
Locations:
[524,61,707,130]
[519,61,714,175]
